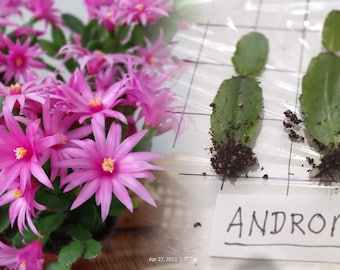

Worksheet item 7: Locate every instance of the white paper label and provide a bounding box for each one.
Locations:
[210,194,340,263]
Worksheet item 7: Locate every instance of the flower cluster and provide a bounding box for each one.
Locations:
[0,1,183,269]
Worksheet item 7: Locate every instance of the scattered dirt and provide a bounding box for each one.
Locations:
[210,137,257,177]
[193,222,201,228]
[284,109,302,125]
[283,109,304,142]
[313,148,340,180]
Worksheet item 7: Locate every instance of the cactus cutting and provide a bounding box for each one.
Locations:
[210,32,269,177]
[300,10,340,179]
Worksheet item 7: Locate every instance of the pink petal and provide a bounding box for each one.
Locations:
[115,130,147,160]
[112,181,133,212]
[30,159,52,189]
[116,174,156,207]
[96,179,113,221]
[91,113,105,153]
[71,180,99,210]
[105,123,121,156]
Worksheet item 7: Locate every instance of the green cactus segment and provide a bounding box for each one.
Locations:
[300,52,340,150]
[211,76,263,146]
[322,10,340,52]
[232,32,269,76]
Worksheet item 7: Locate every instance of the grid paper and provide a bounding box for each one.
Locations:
[152,0,340,193]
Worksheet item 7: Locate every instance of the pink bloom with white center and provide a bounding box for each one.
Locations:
[0,37,45,84]
[25,0,62,26]
[58,69,127,125]
[120,0,172,26]
[57,120,163,220]
[0,106,65,194]
[0,240,43,270]
[0,180,45,236]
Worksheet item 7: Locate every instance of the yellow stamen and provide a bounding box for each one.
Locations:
[102,157,114,173]
[13,189,23,199]
[10,83,22,95]
[19,261,26,269]
[94,50,105,57]
[55,133,67,145]
[15,56,23,67]
[88,98,103,112]
[89,98,102,108]
[135,3,144,11]
[14,147,27,160]
[106,12,114,19]
[149,56,157,64]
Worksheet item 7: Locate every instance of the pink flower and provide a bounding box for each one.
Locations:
[41,97,92,181]
[57,120,163,220]
[124,65,181,134]
[0,37,45,84]
[57,44,138,75]
[120,0,172,26]
[0,240,43,270]
[0,180,45,236]
[0,0,24,17]
[94,4,121,32]
[0,106,65,194]
[133,29,174,73]
[84,0,115,18]
[58,69,127,125]
[25,0,62,26]
[13,27,45,37]
[138,88,181,134]
[0,80,47,112]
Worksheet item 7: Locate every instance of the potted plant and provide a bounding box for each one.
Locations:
[0,1,183,269]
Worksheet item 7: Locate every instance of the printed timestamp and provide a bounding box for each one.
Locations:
[148,256,197,263]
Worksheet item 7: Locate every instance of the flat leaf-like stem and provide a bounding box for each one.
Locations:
[300,52,340,151]
[322,10,340,52]
[211,76,263,146]
[232,32,269,76]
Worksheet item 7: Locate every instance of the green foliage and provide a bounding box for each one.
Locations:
[46,262,70,270]
[232,32,269,76]
[64,224,92,242]
[11,212,67,247]
[52,26,67,48]
[300,52,340,150]
[62,13,85,34]
[211,76,263,146]
[83,239,102,259]
[38,39,59,57]
[59,201,98,234]
[35,188,73,211]
[109,196,128,216]
[322,10,340,52]
[0,206,10,233]
[58,240,83,264]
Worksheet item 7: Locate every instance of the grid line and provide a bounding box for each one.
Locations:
[172,22,210,148]
[172,0,332,189]
[196,22,321,33]
[286,0,310,195]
